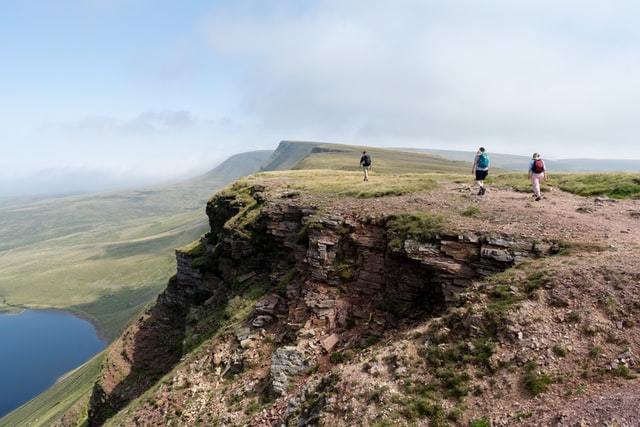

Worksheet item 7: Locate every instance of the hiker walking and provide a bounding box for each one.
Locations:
[471,147,490,195]
[360,151,372,181]
[529,153,547,201]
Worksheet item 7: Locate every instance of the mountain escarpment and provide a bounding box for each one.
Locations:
[87,173,640,426]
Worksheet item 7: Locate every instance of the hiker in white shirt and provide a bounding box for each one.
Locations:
[529,153,547,201]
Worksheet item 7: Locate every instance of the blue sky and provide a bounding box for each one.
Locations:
[2,1,640,196]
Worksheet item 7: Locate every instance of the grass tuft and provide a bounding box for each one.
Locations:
[523,362,554,396]
[470,417,491,427]
[386,212,447,246]
[489,172,640,199]
[462,205,481,217]
[261,170,442,198]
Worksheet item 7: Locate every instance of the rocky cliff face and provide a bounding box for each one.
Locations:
[87,175,640,426]
[87,178,557,425]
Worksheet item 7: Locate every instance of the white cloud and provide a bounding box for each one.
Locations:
[0,110,266,196]
[42,110,198,137]
[203,0,640,158]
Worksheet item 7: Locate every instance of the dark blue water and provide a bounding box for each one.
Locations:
[0,310,105,417]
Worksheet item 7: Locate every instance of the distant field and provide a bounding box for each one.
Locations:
[0,151,272,340]
[0,209,208,339]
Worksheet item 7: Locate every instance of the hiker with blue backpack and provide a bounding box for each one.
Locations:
[472,147,490,195]
[529,153,547,201]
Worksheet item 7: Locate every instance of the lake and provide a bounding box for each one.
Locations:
[0,310,105,417]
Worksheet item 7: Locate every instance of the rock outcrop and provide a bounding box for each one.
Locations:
[86,179,562,426]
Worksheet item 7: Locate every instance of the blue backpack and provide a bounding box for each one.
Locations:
[477,153,489,169]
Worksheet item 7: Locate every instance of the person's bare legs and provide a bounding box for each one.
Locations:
[363,166,369,181]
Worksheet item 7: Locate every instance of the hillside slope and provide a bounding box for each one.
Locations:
[263,141,471,175]
[0,150,273,339]
[83,165,640,426]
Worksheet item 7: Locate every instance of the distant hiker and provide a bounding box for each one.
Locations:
[529,153,547,201]
[360,151,372,181]
[471,147,490,195]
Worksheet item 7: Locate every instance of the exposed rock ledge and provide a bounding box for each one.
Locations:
[87,180,559,426]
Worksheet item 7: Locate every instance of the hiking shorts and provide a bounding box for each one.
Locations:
[475,170,489,181]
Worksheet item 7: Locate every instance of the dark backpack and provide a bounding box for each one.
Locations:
[361,155,371,166]
[532,159,545,174]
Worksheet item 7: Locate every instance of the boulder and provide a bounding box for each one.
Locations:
[321,334,340,353]
[270,347,310,395]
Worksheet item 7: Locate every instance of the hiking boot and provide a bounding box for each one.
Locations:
[535,196,542,201]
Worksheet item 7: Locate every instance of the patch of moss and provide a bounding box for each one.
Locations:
[462,205,481,217]
[436,368,471,399]
[335,263,355,281]
[483,284,524,327]
[524,270,550,295]
[470,417,491,427]
[219,181,265,239]
[402,397,448,425]
[424,339,494,371]
[386,212,447,247]
[178,239,205,256]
